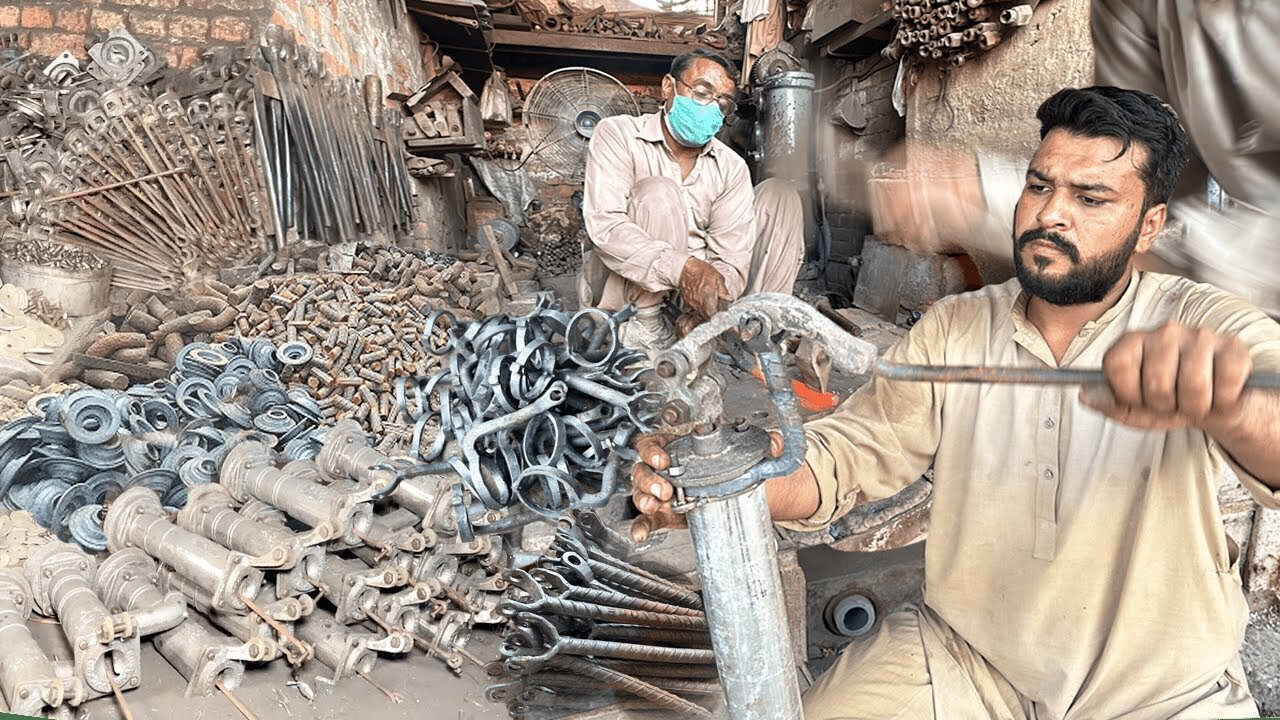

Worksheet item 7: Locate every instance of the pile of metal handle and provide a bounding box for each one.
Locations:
[490,513,720,719]
[882,0,1040,64]
[0,420,511,717]
[254,24,415,249]
[0,337,329,554]
[397,298,659,540]
[1,29,272,292]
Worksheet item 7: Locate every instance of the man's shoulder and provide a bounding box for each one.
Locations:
[596,113,651,139]
[930,277,1023,315]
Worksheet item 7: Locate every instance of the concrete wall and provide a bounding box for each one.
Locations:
[905,0,1093,157]
[2,0,426,92]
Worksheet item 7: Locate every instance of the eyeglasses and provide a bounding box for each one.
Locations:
[672,75,737,116]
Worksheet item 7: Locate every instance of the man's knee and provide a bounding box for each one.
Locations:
[629,176,683,215]
[754,177,802,220]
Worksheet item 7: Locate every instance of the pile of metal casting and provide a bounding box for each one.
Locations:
[401,299,657,538]
[505,2,731,50]
[883,0,1040,64]
[0,337,328,553]
[489,513,719,719]
[0,421,510,717]
[521,204,584,278]
[0,27,416,294]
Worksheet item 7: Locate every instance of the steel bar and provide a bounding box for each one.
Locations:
[876,362,1280,390]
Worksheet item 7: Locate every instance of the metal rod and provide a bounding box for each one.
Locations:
[45,167,189,202]
[107,672,136,720]
[876,361,1280,390]
[357,667,403,703]
[217,679,261,720]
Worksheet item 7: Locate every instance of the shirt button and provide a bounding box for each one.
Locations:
[1043,468,1055,479]
[1044,418,1055,429]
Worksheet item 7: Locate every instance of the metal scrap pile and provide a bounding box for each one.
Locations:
[508,3,732,50]
[0,421,509,717]
[0,33,268,292]
[0,26,416,295]
[0,337,329,553]
[883,0,1040,64]
[399,300,655,539]
[521,204,584,277]
[489,513,719,718]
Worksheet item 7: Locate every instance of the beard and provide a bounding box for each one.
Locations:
[1012,220,1141,305]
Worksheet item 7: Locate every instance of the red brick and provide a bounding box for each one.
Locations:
[57,8,88,33]
[269,9,289,28]
[20,6,53,29]
[301,6,319,33]
[14,30,29,47]
[179,46,199,67]
[113,0,179,9]
[128,8,165,38]
[28,31,85,58]
[209,15,248,42]
[163,45,182,68]
[91,8,124,31]
[167,14,206,41]
[0,6,19,26]
[202,0,265,12]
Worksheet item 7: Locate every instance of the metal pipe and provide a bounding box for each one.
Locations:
[152,618,247,698]
[221,442,373,546]
[104,487,263,613]
[24,542,140,696]
[875,361,1280,390]
[94,548,188,637]
[0,569,85,715]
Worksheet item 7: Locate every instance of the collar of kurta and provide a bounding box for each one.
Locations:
[637,111,722,158]
[1008,270,1144,366]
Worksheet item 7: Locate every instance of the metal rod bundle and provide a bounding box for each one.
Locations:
[882,0,1041,64]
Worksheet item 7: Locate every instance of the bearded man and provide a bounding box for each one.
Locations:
[631,86,1280,719]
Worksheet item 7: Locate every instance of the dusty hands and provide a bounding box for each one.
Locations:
[1082,322,1253,431]
[630,431,785,543]
[678,257,731,320]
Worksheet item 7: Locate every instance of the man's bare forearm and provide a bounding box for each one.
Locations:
[1208,390,1280,489]
[762,461,821,521]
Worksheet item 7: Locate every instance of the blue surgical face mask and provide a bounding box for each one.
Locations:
[664,94,724,148]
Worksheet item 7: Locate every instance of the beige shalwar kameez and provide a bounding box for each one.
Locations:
[579,112,803,314]
[787,272,1280,720]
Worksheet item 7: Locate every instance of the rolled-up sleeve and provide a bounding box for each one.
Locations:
[778,304,949,531]
[582,118,688,293]
[702,156,755,298]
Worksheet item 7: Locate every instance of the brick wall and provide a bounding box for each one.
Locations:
[2,0,426,93]
[3,0,267,70]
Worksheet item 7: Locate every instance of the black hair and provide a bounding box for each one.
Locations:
[670,49,736,84]
[1036,86,1190,207]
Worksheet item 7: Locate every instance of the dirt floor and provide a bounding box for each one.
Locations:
[1241,606,1280,716]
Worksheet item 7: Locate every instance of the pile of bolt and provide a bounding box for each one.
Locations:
[0,337,328,554]
[509,1,730,49]
[255,24,416,247]
[521,205,584,277]
[1,31,272,292]
[201,245,500,448]
[489,514,719,719]
[401,300,656,537]
[883,0,1038,64]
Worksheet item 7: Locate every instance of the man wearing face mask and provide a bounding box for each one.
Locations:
[580,49,804,353]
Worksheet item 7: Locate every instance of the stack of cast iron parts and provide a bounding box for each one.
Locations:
[254,24,416,248]
[490,513,720,718]
[883,0,1039,64]
[0,337,327,553]
[401,299,658,539]
[211,245,502,448]
[0,30,275,292]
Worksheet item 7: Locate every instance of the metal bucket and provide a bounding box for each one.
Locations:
[0,257,113,317]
